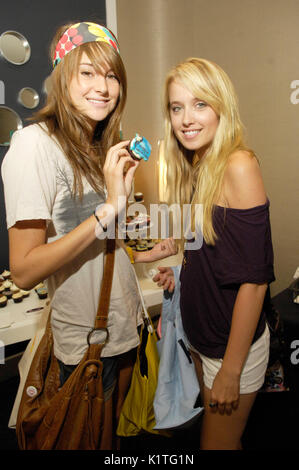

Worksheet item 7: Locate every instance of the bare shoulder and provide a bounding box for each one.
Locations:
[223,150,267,209]
[227,149,258,173]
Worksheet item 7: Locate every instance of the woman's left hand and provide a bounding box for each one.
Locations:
[209,366,240,414]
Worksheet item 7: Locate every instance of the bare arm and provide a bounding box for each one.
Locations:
[222,150,268,372]
[133,237,177,263]
[220,282,268,377]
[9,141,139,290]
[9,216,101,290]
[211,151,268,410]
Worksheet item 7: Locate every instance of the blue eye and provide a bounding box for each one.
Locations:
[171,106,182,113]
[196,101,206,108]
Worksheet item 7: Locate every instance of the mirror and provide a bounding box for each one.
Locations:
[0,106,22,146]
[42,75,52,95]
[18,87,39,109]
[0,80,4,104]
[0,31,31,65]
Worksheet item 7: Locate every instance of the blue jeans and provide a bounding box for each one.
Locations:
[58,356,118,393]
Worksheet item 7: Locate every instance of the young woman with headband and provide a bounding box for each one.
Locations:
[1,21,176,448]
[154,58,275,450]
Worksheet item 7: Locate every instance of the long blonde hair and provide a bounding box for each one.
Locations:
[33,23,127,199]
[161,58,249,245]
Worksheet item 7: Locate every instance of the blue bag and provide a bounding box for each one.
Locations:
[153,266,203,430]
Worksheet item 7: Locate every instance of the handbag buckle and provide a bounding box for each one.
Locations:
[87,327,109,346]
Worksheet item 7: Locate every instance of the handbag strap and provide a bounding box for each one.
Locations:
[132,268,153,334]
[56,177,116,345]
[87,237,116,345]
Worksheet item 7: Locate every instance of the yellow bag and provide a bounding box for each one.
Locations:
[117,271,169,437]
[117,316,162,436]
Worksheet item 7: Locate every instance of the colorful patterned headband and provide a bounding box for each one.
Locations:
[53,22,120,67]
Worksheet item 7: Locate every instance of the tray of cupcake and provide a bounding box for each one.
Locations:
[125,213,152,232]
[125,237,161,252]
[0,270,48,310]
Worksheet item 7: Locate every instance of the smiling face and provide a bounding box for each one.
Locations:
[69,52,120,129]
[168,80,219,158]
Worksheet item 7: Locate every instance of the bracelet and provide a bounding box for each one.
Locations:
[93,210,107,232]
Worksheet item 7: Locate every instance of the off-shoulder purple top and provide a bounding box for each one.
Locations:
[180,200,275,359]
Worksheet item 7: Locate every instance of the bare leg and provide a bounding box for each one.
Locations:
[190,349,257,450]
[200,385,257,450]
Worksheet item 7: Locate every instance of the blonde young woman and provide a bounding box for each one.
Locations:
[1,22,176,447]
[154,58,275,450]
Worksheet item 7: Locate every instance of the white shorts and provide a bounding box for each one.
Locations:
[189,325,270,394]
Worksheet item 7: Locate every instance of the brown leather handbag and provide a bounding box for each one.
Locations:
[16,239,115,450]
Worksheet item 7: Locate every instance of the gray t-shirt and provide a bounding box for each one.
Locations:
[2,123,142,364]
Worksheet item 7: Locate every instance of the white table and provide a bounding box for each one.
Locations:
[0,282,161,350]
[0,292,48,347]
[0,253,182,349]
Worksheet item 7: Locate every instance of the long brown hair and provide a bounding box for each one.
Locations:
[33,23,127,199]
